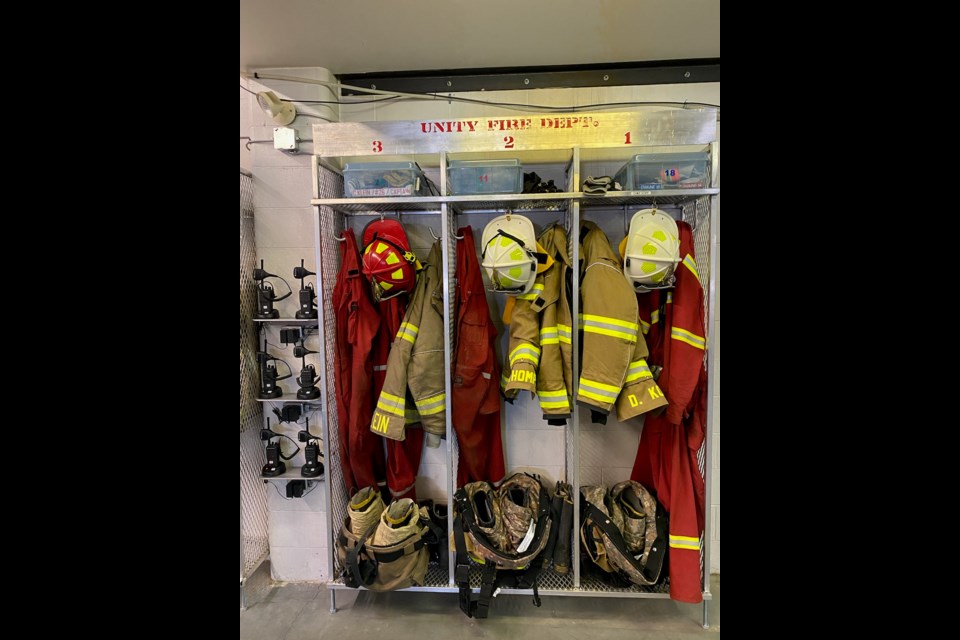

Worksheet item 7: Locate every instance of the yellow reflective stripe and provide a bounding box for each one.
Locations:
[639,318,651,334]
[511,353,539,367]
[396,322,419,345]
[578,388,615,404]
[582,314,639,331]
[682,254,700,283]
[669,535,701,550]
[500,374,510,389]
[539,326,559,345]
[584,325,637,342]
[578,378,620,404]
[415,391,446,416]
[510,343,541,357]
[557,324,572,344]
[380,391,405,404]
[509,343,541,366]
[539,389,569,409]
[667,291,673,303]
[579,378,620,393]
[650,310,659,325]
[376,401,405,417]
[671,327,706,350]
[625,359,653,383]
[417,404,446,416]
[582,314,638,343]
[517,283,545,301]
[416,393,446,408]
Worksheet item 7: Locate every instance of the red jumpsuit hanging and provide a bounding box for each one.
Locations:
[332,228,387,495]
[631,220,708,604]
[452,226,505,486]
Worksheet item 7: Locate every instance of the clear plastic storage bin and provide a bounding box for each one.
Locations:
[448,159,523,195]
[343,162,432,197]
[613,152,710,190]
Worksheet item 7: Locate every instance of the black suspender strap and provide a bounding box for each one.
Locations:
[452,515,475,618]
[475,561,498,619]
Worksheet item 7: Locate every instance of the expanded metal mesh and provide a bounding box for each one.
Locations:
[446,206,459,499]
[578,575,670,594]
[240,171,269,579]
[682,194,713,589]
[317,166,349,580]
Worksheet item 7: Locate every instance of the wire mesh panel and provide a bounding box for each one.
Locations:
[317,166,350,579]
[240,171,269,580]
[682,194,713,590]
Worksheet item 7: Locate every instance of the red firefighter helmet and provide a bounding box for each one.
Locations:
[361,219,420,300]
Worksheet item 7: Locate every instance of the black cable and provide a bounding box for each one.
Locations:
[242,83,719,111]
[287,96,400,106]
[241,84,400,105]
[274,358,295,379]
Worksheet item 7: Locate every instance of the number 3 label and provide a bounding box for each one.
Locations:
[372,140,383,153]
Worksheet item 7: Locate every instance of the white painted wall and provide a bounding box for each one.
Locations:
[242,70,720,579]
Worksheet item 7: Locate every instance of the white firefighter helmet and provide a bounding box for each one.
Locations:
[481,215,546,294]
[622,209,681,291]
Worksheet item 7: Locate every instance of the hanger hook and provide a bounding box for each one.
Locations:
[429,227,440,240]
[379,212,385,222]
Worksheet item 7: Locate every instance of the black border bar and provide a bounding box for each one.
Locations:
[338,59,719,95]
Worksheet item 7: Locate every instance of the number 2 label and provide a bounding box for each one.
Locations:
[503,136,515,149]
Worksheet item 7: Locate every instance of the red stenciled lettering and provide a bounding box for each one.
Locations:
[420,122,431,133]
[465,120,477,132]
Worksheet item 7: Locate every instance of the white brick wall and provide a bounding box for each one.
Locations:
[242,69,720,580]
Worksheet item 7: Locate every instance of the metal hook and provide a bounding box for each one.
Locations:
[454,231,464,240]
[429,227,440,240]
[335,234,346,242]
[379,212,385,222]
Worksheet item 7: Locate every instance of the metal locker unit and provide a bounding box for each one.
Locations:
[307,110,719,627]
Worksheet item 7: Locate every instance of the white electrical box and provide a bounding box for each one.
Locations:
[273,127,298,152]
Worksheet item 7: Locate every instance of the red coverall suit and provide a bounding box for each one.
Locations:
[333,229,387,495]
[374,294,424,501]
[452,226,505,486]
[631,220,708,604]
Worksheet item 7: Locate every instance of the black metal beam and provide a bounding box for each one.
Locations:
[338,59,719,96]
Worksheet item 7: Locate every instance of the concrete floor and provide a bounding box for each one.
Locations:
[240,567,720,639]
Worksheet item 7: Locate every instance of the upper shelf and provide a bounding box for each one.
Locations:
[253,318,319,325]
[579,188,719,207]
[449,192,574,213]
[312,189,718,214]
[310,197,443,214]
